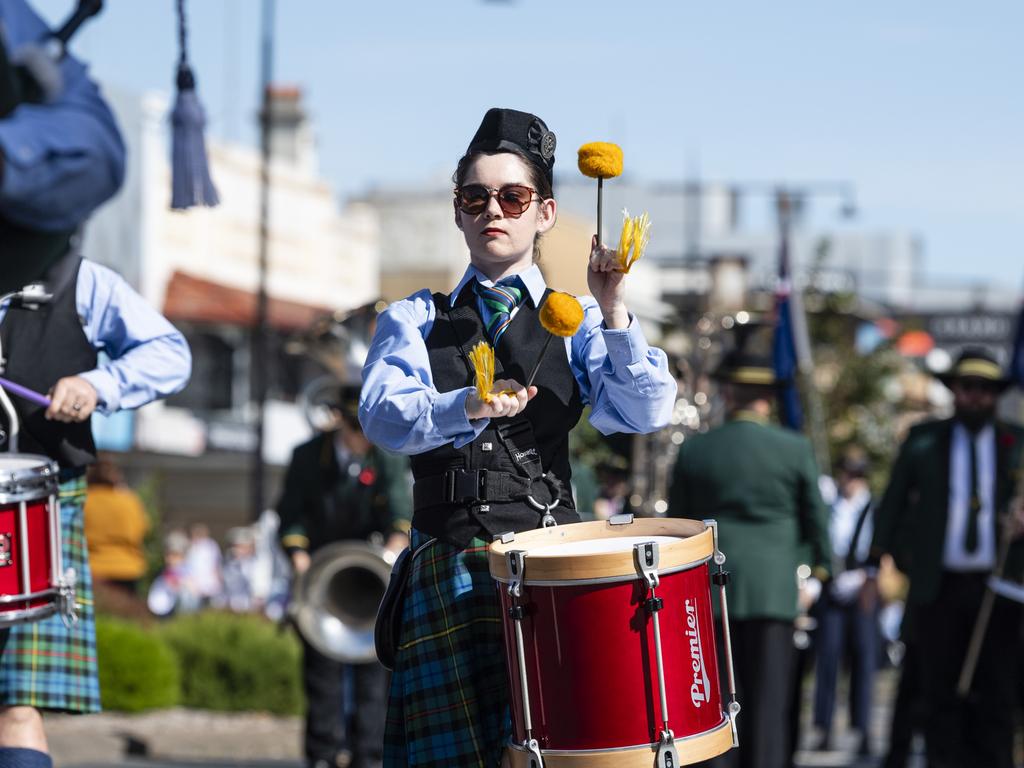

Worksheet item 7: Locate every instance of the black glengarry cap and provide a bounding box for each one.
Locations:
[467,108,556,185]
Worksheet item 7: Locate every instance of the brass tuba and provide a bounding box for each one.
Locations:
[285,300,397,664]
[290,541,396,664]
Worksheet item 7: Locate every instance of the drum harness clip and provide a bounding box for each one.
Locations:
[506,549,545,768]
[703,519,742,747]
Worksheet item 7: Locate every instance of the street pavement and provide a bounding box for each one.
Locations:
[51,670,923,768]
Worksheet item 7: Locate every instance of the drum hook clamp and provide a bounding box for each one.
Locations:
[524,472,562,528]
[506,550,545,768]
[634,541,681,768]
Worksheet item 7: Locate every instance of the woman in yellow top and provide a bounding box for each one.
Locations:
[83,455,150,593]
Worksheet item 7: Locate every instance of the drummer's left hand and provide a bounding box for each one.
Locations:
[587,235,629,330]
[46,376,98,423]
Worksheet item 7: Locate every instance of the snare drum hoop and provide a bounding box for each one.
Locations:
[488,518,714,585]
[0,454,60,504]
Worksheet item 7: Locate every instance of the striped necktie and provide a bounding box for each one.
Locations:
[474,277,524,346]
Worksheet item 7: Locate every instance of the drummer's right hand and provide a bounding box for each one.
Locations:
[466,380,537,420]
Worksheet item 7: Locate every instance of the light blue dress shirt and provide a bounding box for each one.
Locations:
[0,259,192,413]
[359,264,676,454]
[0,0,125,230]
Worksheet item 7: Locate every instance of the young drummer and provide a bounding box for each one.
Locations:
[359,107,676,768]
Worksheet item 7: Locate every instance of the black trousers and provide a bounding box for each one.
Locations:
[915,572,1021,768]
[696,618,796,768]
[813,590,879,735]
[301,636,389,766]
[882,640,927,768]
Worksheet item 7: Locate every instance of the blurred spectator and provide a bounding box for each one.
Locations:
[251,509,291,621]
[593,461,630,520]
[147,530,201,617]
[83,454,149,595]
[811,449,878,757]
[184,522,222,605]
[219,526,259,613]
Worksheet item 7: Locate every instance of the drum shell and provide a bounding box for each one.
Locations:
[0,455,62,625]
[497,555,724,751]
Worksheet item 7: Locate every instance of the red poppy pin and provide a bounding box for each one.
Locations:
[358,468,376,486]
[1000,432,1016,449]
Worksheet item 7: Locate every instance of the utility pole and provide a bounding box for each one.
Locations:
[251,0,275,520]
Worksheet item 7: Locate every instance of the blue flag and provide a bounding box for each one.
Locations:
[773,222,802,430]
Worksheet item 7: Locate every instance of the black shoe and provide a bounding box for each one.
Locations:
[811,732,833,752]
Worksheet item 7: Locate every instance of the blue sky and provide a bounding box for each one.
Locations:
[33,0,1024,289]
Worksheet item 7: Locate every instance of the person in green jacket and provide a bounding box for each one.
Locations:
[865,348,1024,768]
[278,382,411,768]
[668,351,831,768]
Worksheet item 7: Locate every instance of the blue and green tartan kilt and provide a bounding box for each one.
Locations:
[383,529,512,768]
[0,476,100,713]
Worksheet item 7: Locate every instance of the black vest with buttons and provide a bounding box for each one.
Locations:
[0,254,97,469]
[410,286,584,547]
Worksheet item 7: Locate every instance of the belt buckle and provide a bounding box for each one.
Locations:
[443,469,457,503]
[450,469,483,504]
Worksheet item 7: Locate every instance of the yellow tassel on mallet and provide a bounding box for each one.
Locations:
[468,340,497,403]
[578,142,623,247]
[526,292,586,388]
[616,209,651,273]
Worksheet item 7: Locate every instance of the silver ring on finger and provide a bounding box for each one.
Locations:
[72,402,82,411]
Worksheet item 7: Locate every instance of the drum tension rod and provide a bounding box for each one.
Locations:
[506,550,545,768]
[704,519,741,746]
[634,542,681,768]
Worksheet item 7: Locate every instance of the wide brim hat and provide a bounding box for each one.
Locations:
[712,350,784,387]
[936,347,1011,391]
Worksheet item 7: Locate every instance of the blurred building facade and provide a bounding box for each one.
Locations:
[82,85,380,534]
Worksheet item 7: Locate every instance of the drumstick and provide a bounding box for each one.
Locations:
[0,376,52,408]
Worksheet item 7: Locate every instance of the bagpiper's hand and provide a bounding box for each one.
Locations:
[587,235,629,329]
[46,376,98,423]
[465,379,537,420]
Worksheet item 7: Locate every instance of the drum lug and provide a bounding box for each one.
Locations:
[609,513,634,526]
[702,518,726,565]
[58,567,78,628]
[727,700,742,748]
[655,730,680,768]
[523,738,544,768]
[507,550,526,598]
[633,541,660,590]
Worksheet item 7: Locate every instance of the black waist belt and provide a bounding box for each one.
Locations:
[413,469,544,510]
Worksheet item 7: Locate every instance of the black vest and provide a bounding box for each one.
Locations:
[0,254,97,468]
[410,286,585,547]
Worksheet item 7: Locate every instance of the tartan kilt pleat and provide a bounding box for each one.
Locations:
[0,476,101,713]
[383,529,512,768]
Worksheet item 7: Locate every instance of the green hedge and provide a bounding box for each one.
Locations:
[158,611,302,715]
[96,618,180,712]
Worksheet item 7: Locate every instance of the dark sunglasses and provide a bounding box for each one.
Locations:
[454,184,540,218]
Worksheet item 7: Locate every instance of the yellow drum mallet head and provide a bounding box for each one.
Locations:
[540,292,585,338]
[577,142,623,180]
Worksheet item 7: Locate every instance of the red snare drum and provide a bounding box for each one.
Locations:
[0,454,74,627]
[489,517,739,768]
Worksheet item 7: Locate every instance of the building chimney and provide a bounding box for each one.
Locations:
[261,84,316,175]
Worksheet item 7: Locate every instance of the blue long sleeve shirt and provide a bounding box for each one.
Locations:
[0,0,125,230]
[0,259,192,413]
[359,264,677,454]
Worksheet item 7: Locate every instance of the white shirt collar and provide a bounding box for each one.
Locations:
[450,263,547,309]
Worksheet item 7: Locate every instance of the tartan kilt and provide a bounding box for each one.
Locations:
[0,476,101,713]
[383,529,512,768]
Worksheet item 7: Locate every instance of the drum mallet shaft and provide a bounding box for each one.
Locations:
[0,376,52,408]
